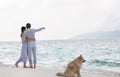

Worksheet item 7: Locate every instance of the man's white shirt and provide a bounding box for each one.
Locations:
[22,28,43,47]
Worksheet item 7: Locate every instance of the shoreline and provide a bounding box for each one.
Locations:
[0,65,120,77]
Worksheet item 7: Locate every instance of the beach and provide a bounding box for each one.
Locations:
[0,66,119,77]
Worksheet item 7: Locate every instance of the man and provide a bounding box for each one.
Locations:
[22,23,45,68]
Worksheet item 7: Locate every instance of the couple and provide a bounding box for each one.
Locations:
[15,23,45,68]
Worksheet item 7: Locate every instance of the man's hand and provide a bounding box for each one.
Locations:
[42,27,45,30]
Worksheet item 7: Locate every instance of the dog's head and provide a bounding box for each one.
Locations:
[79,55,86,63]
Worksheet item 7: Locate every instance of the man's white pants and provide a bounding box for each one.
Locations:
[28,47,36,66]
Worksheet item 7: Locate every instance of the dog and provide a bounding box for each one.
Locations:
[56,55,86,77]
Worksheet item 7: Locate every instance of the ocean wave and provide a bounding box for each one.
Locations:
[89,59,120,67]
[0,40,120,77]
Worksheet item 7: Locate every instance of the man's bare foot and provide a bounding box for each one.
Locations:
[15,64,18,68]
[23,66,28,68]
[34,65,36,68]
[29,65,33,68]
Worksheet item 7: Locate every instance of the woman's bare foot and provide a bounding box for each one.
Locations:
[15,64,18,68]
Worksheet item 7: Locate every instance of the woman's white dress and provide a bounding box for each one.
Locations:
[15,42,28,64]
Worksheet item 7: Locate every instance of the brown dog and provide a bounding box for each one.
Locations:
[56,55,86,77]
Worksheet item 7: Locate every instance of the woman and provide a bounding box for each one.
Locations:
[15,26,35,68]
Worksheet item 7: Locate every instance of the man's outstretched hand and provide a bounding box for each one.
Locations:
[42,27,45,30]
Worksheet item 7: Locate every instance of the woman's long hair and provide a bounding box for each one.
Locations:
[20,26,26,38]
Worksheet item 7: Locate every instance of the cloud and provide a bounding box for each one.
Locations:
[97,0,120,31]
[99,16,120,31]
[0,0,42,8]
[0,0,120,41]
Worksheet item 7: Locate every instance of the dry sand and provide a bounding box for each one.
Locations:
[0,66,119,77]
[0,66,120,77]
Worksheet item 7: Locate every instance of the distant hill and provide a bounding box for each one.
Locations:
[72,30,120,40]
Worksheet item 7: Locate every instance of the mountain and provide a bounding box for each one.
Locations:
[72,30,120,40]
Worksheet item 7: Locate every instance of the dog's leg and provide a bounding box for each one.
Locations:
[76,70,81,77]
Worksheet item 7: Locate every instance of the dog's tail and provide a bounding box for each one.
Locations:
[56,72,64,76]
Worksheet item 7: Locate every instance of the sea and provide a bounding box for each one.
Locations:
[0,40,120,76]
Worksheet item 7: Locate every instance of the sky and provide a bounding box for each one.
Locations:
[0,0,120,41]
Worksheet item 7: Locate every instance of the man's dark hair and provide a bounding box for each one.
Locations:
[26,23,31,29]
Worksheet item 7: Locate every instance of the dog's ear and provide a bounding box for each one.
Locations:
[80,54,82,57]
[79,54,82,59]
[79,54,84,60]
